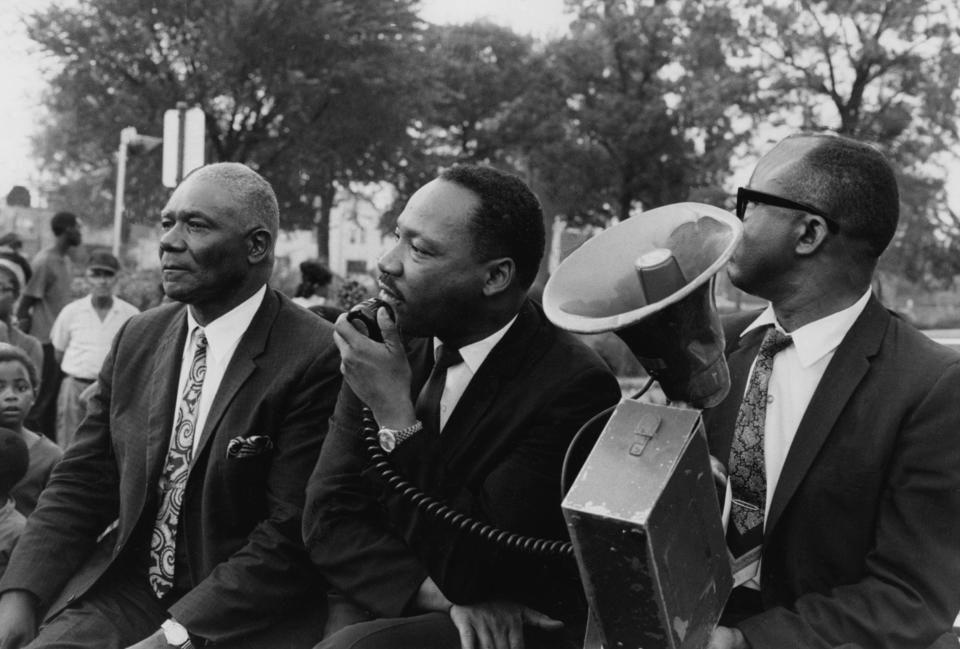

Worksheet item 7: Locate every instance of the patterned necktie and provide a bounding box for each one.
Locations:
[729,326,793,536]
[415,344,462,435]
[149,327,208,598]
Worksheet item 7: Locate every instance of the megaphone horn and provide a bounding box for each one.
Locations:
[543,202,743,408]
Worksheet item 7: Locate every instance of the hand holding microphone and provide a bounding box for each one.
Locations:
[334,299,417,430]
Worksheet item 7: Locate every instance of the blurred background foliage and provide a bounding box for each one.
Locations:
[25,0,960,293]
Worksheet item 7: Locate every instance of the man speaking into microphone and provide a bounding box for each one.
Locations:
[303,165,620,649]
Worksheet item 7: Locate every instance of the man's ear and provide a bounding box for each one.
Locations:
[482,257,515,297]
[247,228,272,264]
[795,215,830,256]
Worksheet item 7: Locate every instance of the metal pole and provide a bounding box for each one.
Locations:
[113,128,133,258]
[176,101,187,184]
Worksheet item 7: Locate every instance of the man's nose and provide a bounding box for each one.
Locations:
[377,243,401,276]
[159,224,185,252]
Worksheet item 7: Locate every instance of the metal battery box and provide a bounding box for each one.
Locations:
[563,399,732,649]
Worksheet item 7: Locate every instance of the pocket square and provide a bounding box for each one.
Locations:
[226,435,274,459]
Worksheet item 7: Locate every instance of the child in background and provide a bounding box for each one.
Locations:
[0,427,29,576]
[0,344,62,515]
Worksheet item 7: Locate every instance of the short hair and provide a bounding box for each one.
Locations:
[0,344,38,390]
[51,211,78,236]
[184,163,279,241]
[439,165,545,290]
[783,133,899,258]
[0,262,21,297]
[0,428,28,497]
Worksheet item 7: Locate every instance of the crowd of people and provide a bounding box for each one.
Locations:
[0,133,952,649]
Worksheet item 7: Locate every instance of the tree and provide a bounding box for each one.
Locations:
[28,0,423,261]
[520,0,761,224]
[379,21,545,234]
[738,0,960,286]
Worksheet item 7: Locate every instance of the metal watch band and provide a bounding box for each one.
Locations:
[378,420,423,453]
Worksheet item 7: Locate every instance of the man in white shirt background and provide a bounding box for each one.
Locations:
[50,251,139,448]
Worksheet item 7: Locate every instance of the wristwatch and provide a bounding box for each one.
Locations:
[161,619,194,649]
[378,420,423,453]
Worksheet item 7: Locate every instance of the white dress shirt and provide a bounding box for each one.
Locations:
[51,295,140,379]
[175,286,266,454]
[737,289,871,588]
[434,314,518,432]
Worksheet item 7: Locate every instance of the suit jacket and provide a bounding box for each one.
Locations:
[0,288,342,644]
[702,296,960,649]
[303,300,621,626]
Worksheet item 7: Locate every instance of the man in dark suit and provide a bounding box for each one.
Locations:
[703,133,960,649]
[303,165,620,649]
[0,163,342,648]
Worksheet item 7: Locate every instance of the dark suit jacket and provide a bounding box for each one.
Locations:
[702,296,960,649]
[303,300,621,627]
[0,289,342,644]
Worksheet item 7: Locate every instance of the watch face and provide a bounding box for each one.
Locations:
[162,622,190,645]
[378,429,397,453]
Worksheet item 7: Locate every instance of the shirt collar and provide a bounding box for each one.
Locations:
[185,285,266,365]
[433,314,519,374]
[741,289,872,368]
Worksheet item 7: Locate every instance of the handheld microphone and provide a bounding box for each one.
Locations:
[346,298,395,343]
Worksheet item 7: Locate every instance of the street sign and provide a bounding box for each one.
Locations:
[162,105,205,188]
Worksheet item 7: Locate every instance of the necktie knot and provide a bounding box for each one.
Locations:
[194,328,208,352]
[759,327,792,358]
[434,345,462,372]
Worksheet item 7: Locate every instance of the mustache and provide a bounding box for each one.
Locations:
[378,275,404,301]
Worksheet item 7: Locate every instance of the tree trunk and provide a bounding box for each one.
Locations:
[315,181,337,265]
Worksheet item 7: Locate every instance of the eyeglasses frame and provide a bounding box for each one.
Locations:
[736,187,839,233]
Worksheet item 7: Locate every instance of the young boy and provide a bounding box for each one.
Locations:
[0,344,62,515]
[0,427,29,577]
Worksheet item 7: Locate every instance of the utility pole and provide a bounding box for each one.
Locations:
[113,127,161,257]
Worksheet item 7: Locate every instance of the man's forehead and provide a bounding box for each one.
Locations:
[750,137,819,190]
[162,174,231,215]
[401,179,477,228]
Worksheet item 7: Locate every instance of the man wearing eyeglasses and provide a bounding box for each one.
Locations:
[703,132,960,649]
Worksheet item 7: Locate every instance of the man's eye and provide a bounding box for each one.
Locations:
[187,221,208,232]
[159,220,173,231]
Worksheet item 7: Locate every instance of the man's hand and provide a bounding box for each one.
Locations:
[333,308,416,428]
[0,590,37,649]
[707,626,749,649]
[449,600,563,649]
[124,628,170,649]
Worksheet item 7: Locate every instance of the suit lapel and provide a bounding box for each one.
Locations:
[765,297,889,538]
[191,289,279,467]
[439,301,542,468]
[145,308,189,486]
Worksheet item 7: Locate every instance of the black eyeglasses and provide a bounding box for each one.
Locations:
[736,187,839,232]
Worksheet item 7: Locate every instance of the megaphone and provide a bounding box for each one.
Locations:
[543,202,742,408]
[546,202,742,649]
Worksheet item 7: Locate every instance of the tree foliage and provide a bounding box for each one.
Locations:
[29,0,422,261]
[524,0,761,224]
[738,0,960,286]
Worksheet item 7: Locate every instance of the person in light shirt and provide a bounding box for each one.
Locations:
[50,251,139,448]
[703,132,960,649]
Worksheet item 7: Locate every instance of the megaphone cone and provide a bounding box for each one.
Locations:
[543,202,742,408]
